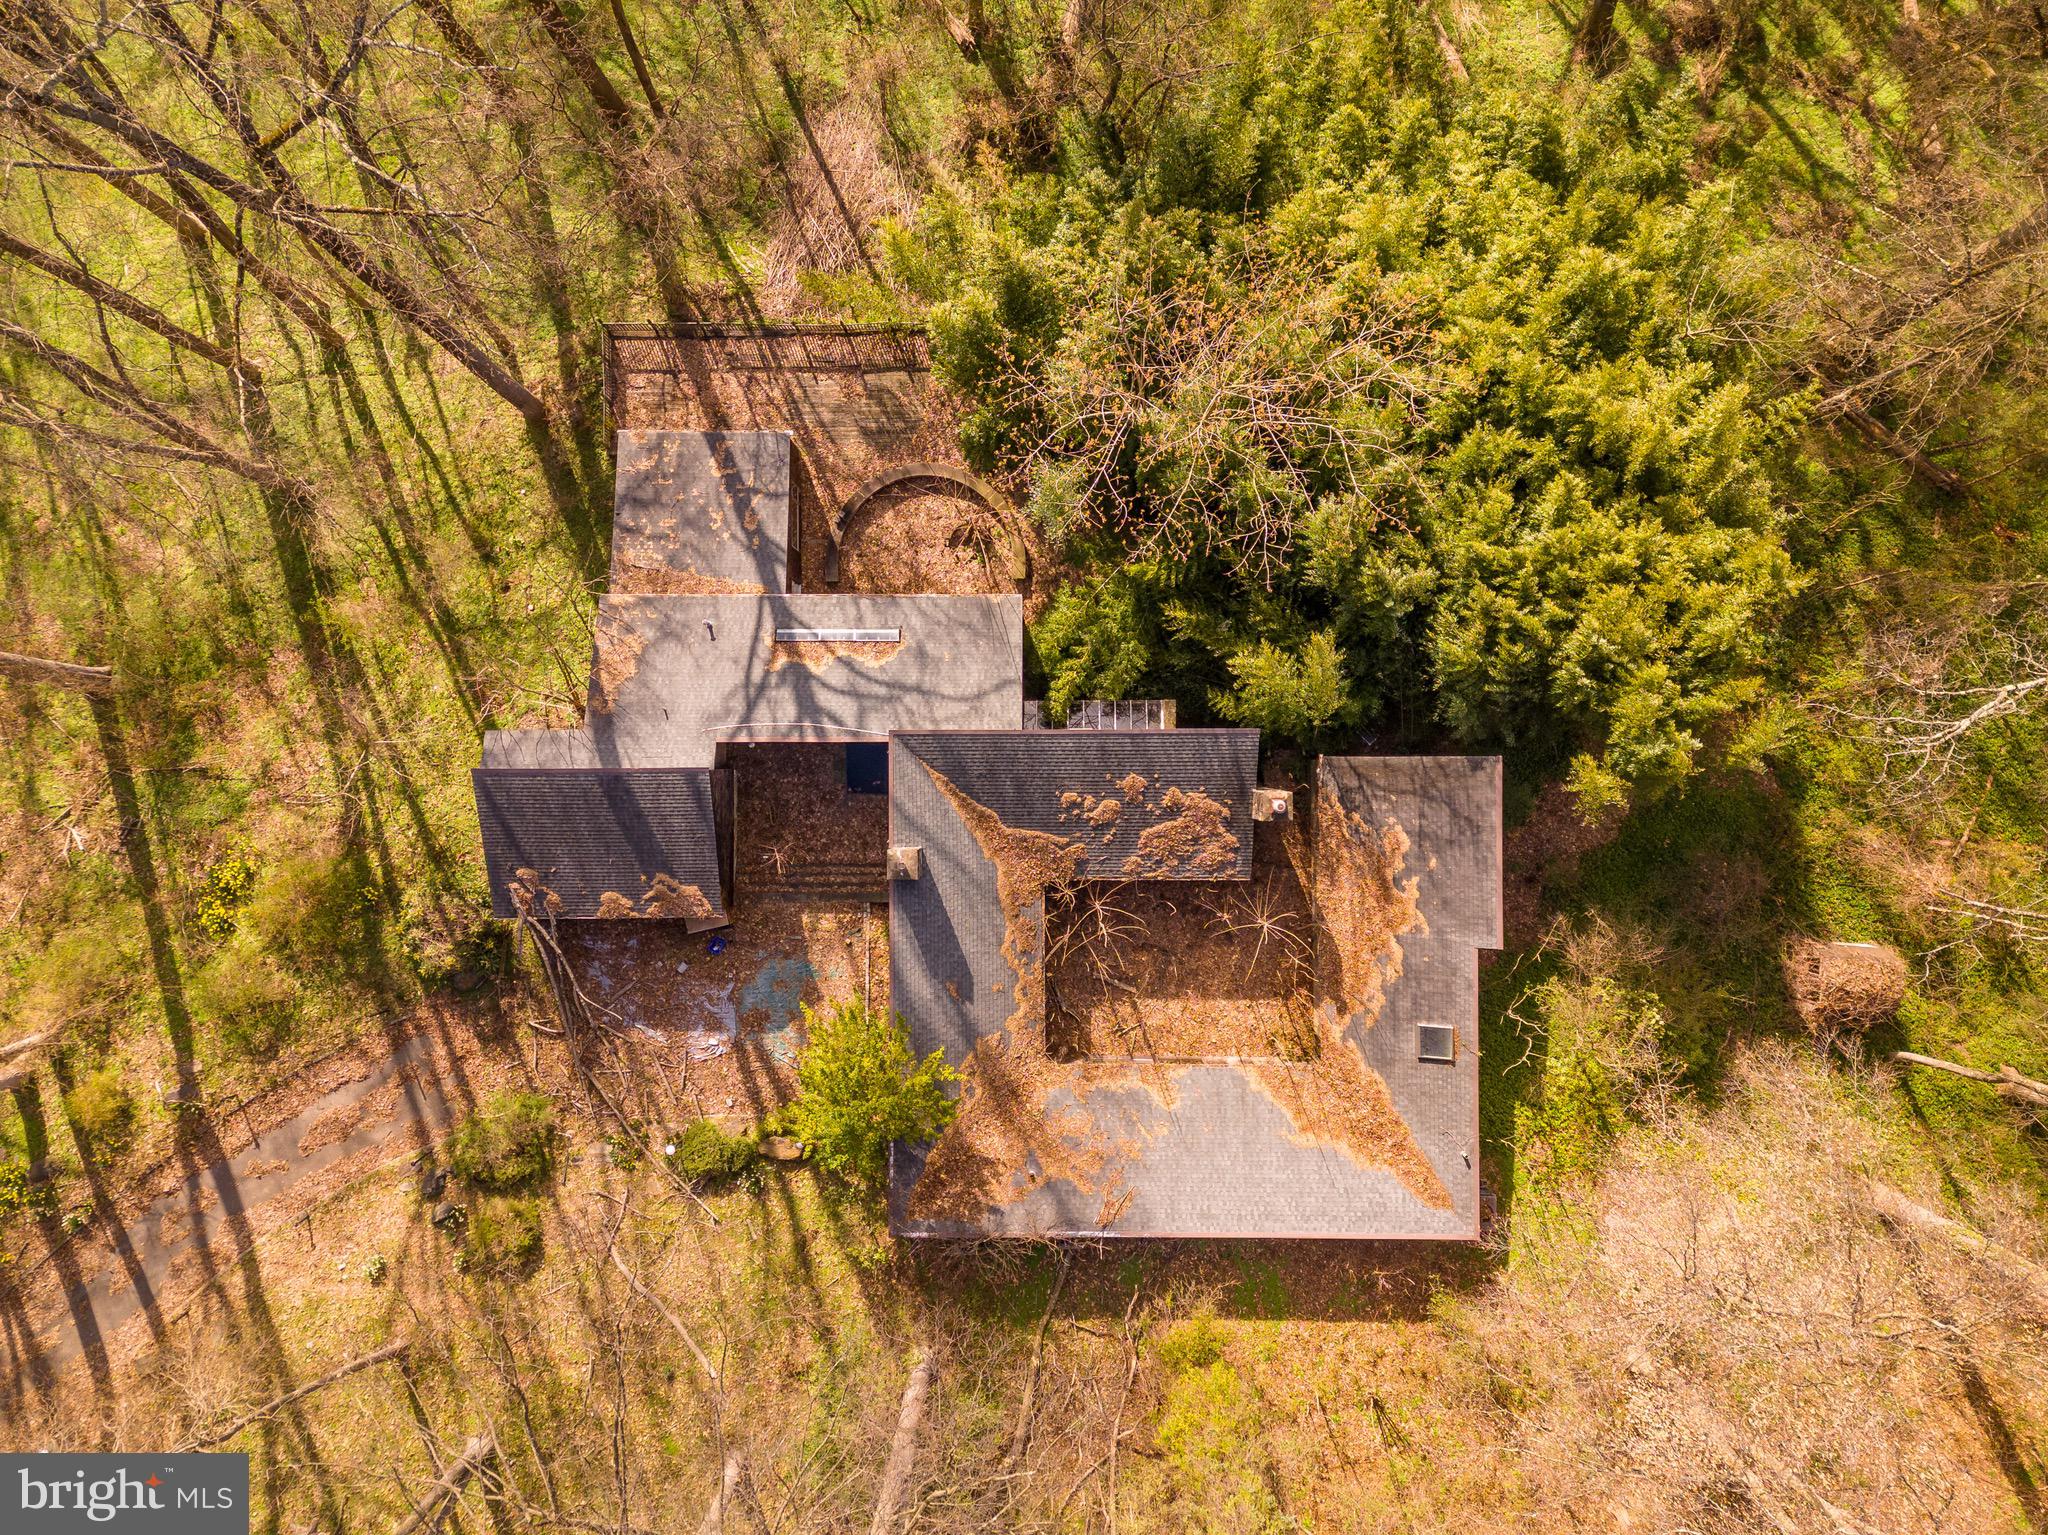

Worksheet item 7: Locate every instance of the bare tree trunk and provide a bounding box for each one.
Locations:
[390,1432,496,1535]
[1835,398,1972,499]
[869,1355,934,1535]
[1570,0,1622,73]
[607,0,668,119]
[1865,1180,2048,1315]
[697,1453,743,1535]
[13,53,550,423]
[519,0,700,323]
[0,229,243,371]
[182,1340,411,1450]
[0,652,112,695]
[1893,1052,2048,1109]
[732,0,882,281]
[0,1026,64,1063]
[1432,8,1471,83]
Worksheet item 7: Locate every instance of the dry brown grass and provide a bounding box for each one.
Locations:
[7,1035,2044,1535]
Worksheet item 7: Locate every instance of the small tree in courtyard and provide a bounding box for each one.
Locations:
[785,1000,959,1185]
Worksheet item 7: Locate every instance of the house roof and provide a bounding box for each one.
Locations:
[610,430,792,594]
[887,751,1503,1240]
[891,729,1260,881]
[481,728,598,770]
[585,593,1025,768]
[474,767,726,922]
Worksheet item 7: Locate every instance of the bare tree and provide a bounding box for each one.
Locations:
[1832,622,2048,789]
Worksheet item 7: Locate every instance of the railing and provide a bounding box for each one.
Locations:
[600,321,928,431]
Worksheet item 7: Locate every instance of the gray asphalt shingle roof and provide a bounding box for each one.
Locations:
[887,750,1503,1240]
[586,593,1025,768]
[474,767,726,921]
[891,729,1260,879]
[611,430,792,593]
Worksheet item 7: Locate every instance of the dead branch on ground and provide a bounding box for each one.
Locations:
[697,1452,743,1535]
[390,1430,497,1535]
[1831,629,2048,790]
[1893,1051,2048,1110]
[181,1339,411,1450]
[868,1353,935,1535]
[1865,1180,2048,1318]
[0,650,114,695]
[607,1238,721,1384]
[1005,1248,1073,1471]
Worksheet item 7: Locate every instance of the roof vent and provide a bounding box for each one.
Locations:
[887,845,923,881]
[1251,787,1295,823]
[1418,1024,1457,1063]
[775,626,900,644]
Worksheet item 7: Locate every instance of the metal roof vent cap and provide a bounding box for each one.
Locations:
[887,845,924,881]
[1251,786,1295,823]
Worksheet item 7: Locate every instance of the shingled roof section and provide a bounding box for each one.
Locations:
[480,728,597,770]
[586,593,1024,768]
[474,767,726,922]
[1316,754,1502,1240]
[611,430,792,594]
[890,729,1259,880]
[887,749,1503,1241]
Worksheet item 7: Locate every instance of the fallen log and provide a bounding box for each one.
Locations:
[697,1453,743,1535]
[868,1355,934,1535]
[1865,1180,2048,1315]
[0,650,114,696]
[1893,1051,2048,1109]
[182,1339,411,1450]
[391,1431,495,1535]
[0,1028,60,1066]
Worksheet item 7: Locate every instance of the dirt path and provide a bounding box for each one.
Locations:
[12,1035,457,1377]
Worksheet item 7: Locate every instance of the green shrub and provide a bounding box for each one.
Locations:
[62,1065,137,1154]
[449,1092,557,1191]
[190,943,302,1059]
[1514,973,1670,1193]
[668,1119,758,1184]
[1157,1315,1227,1374]
[783,1000,959,1185]
[461,1197,544,1276]
[0,1160,53,1220]
[915,66,1807,793]
[16,926,131,1031]
[402,893,507,989]
[242,850,377,963]
[195,853,258,941]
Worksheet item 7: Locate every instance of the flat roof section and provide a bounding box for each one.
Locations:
[585,593,1025,768]
[611,430,792,594]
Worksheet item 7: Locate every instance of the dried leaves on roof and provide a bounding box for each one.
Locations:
[1121,785,1239,878]
[589,606,647,716]
[907,763,1452,1224]
[1314,798,1422,1023]
[764,637,905,671]
[611,560,766,596]
[589,878,716,921]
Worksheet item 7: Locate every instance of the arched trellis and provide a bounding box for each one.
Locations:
[821,463,1029,586]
